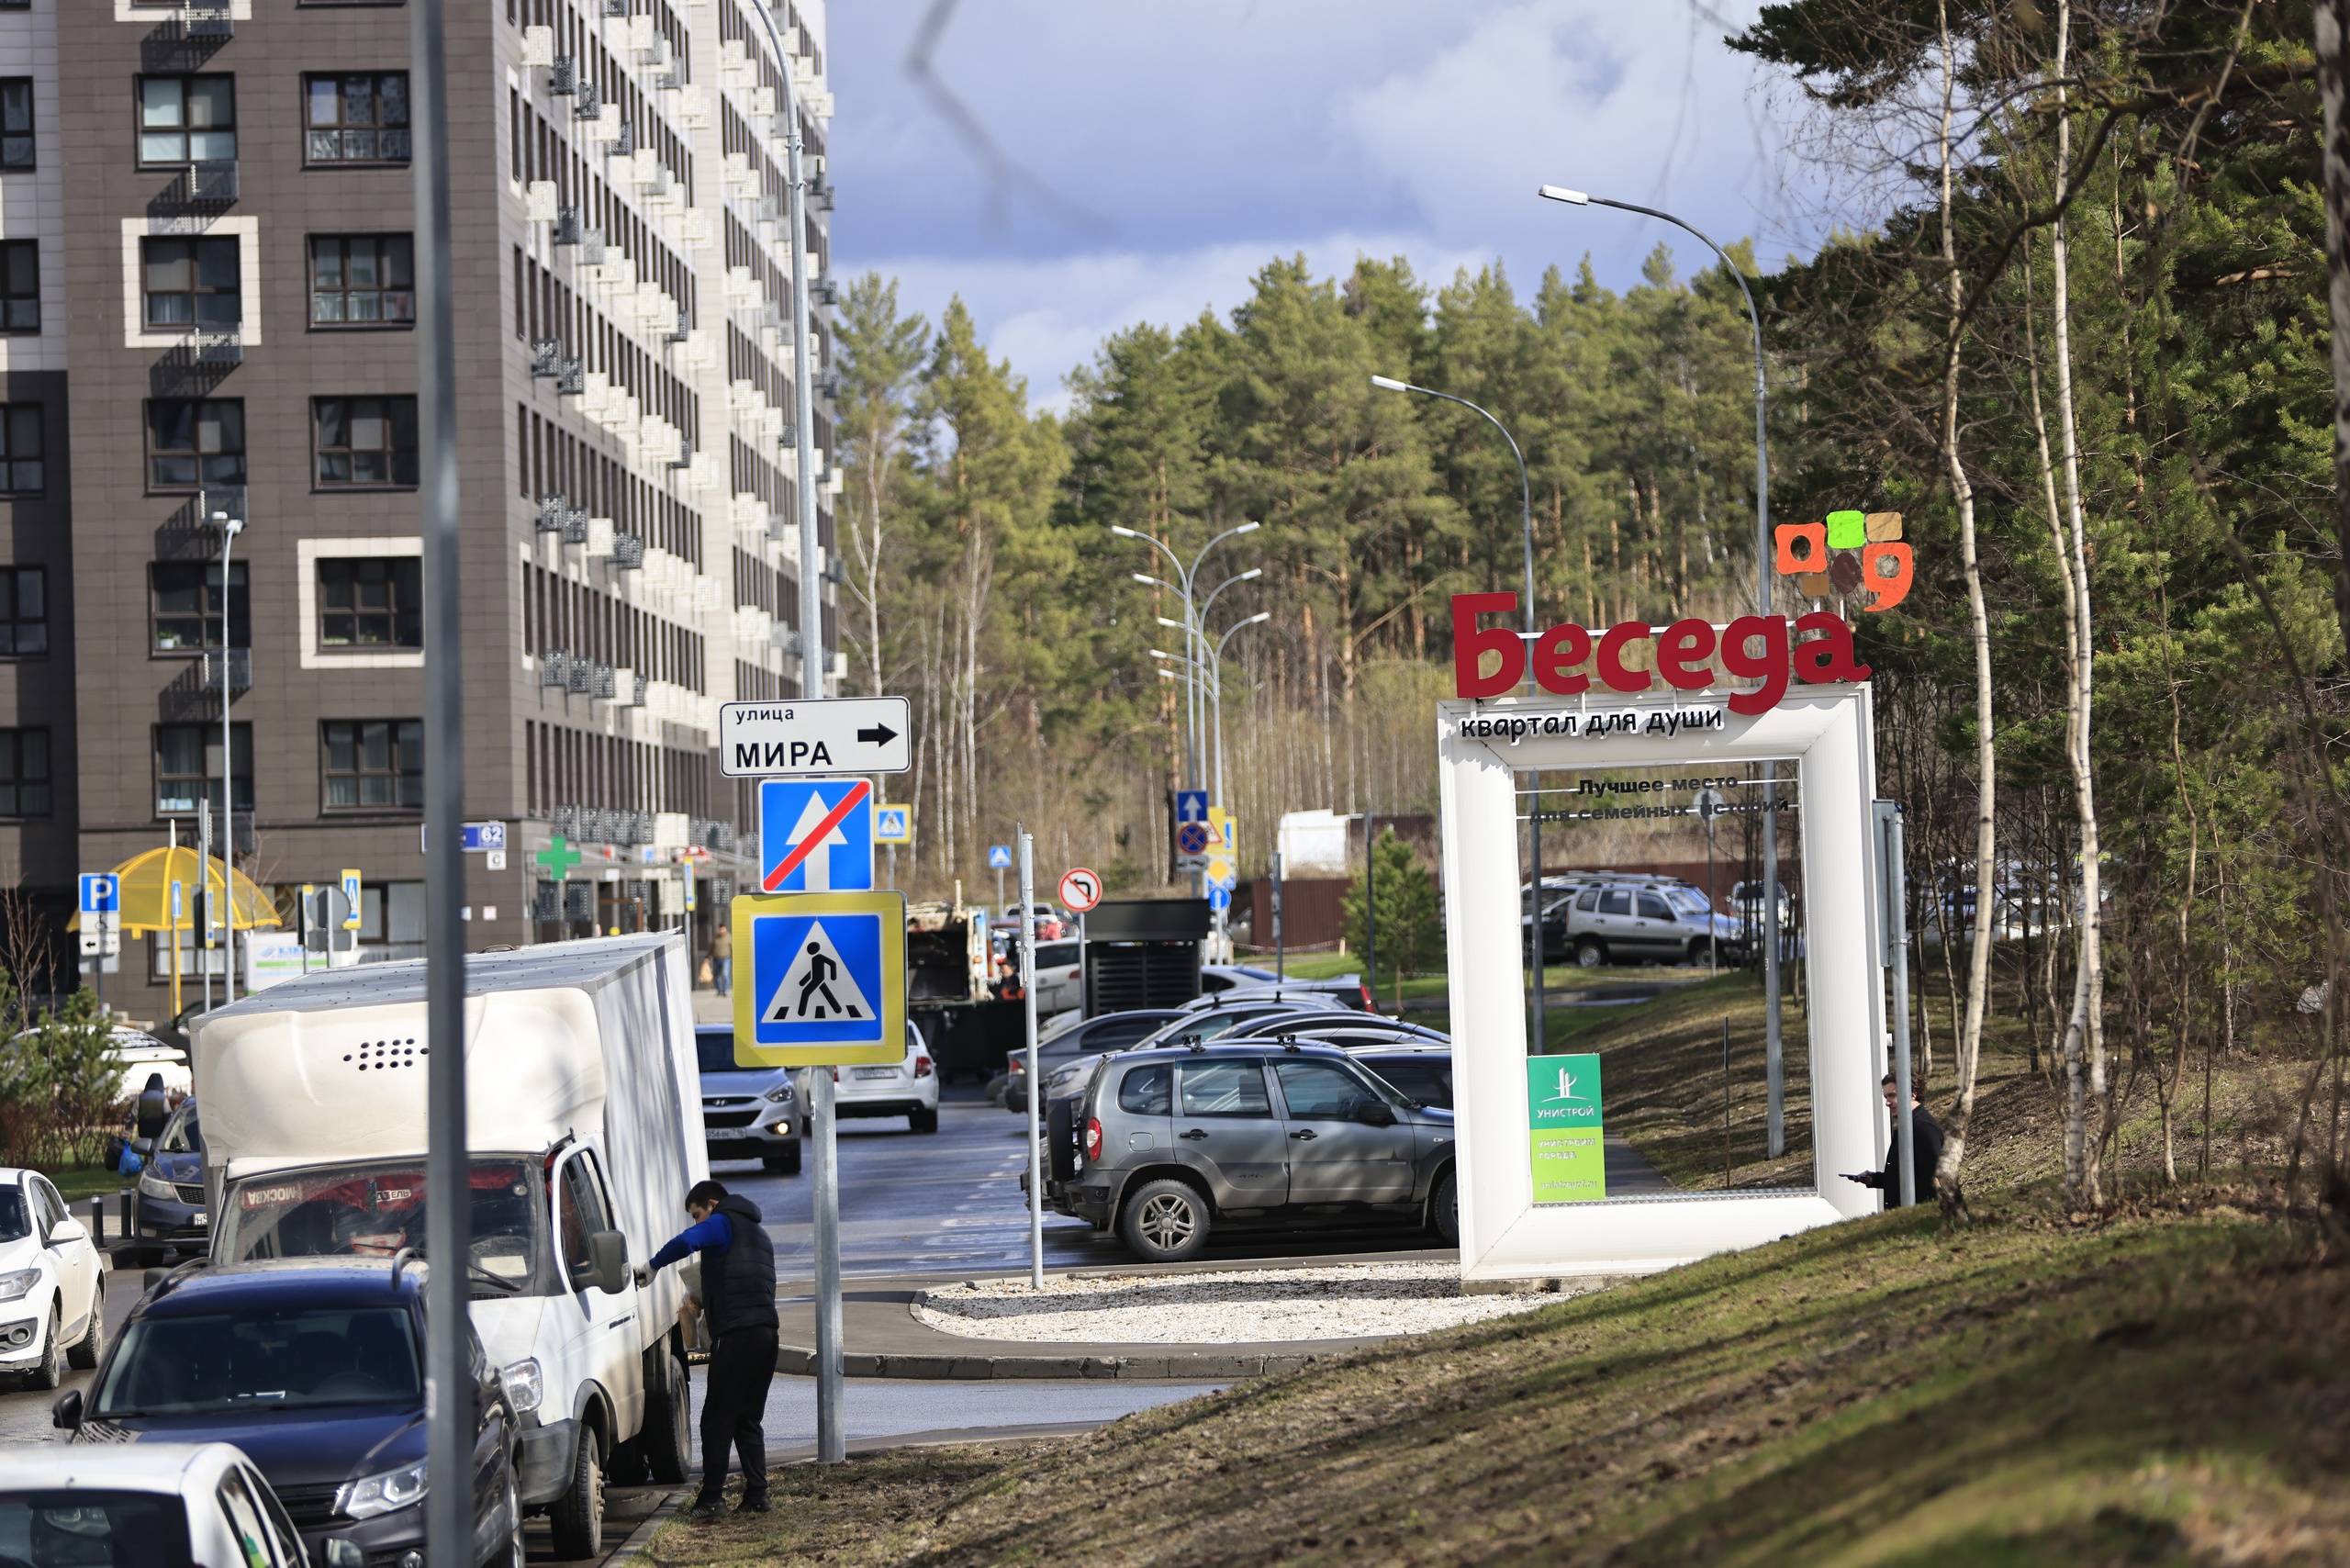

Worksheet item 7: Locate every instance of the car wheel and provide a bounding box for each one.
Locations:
[638,1348,691,1485]
[65,1285,103,1371]
[764,1144,802,1174]
[25,1307,60,1391]
[1690,938,1717,968]
[546,1422,605,1560]
[909,1105,939,1134]
[1575,939,1607,969]
[1430,1168,1460,1246]
[1118,1179,1209,1264]
[490,1462,525,1568]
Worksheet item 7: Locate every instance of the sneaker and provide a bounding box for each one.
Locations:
[684,1497,729,1524]
[735,1493,773,1516]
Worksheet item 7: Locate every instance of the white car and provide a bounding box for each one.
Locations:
[108,1030,191,1102]
[793,1023,939,1134]
[0,1168,106,1388]
[1031,939,1082,1014]
[0,1443,311,1567]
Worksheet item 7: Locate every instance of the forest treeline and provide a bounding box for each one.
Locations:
[837,1,2350,1216]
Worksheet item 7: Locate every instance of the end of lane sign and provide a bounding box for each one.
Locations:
[720,696,912,778]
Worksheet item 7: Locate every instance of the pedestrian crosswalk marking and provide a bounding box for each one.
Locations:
[761,919,877,1025]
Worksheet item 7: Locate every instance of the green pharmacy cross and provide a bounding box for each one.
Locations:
[535,836,583,882]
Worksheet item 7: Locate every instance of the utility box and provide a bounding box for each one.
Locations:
[1081,899,1212,1014]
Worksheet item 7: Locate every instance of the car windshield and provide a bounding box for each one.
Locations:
[0,1491,192,1567]
[697,1030,757,1073]
[1668,891,1712,916]
[218,1158,542,1290]
[0,1186,27,1243]
[94,1306,421,1418]
[160,1105,202,1156]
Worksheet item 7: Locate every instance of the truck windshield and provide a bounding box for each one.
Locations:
[94,1306,420,1418]
[218,1158,543,1291]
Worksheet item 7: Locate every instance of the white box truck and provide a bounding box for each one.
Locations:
[189,933,707,1558]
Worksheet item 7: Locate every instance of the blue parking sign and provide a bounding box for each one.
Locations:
[731,890,907,1067]
[79,874,119,914]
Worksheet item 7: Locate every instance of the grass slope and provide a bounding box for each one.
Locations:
[650,1204,2348,1567]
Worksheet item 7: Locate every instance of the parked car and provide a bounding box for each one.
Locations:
[1041,1041,1457,1262]
[0,1442,315,1568]
[131,1095,209,1266]
[107,1029,191,1102]
[795,1021,937,1133]
[0,1167,106,1389]
[1174,982,1364,1014]
[1561,879,1740,968]
[1000,1009,1184,1114]
[57,1257,525,1568]
[1029,938,1083,1014]
[694,1025,801,1174]
[1343,1044,1454,1110]
[1199,964,1282,993]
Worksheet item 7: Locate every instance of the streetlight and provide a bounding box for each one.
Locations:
[216,509,242,1006]
[1371,373,1546,1053]
[1539,181,1786,1156]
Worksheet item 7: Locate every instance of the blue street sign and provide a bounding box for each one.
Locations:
[759,779,875,892]
[1175,822,1213,857]
[874,806,912,846]
[731,890,908,1066]
[987,845,1013,869]
[464,822,508,852]
[1175,790,1209,823]
[1208,885,1232,913]
[79,874,119,915]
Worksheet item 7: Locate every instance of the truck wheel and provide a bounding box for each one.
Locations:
[764,1143,802,1174]
[1430,1168,1460,1246]
[909,1106,939,1134]
[1575,939,1607,969]
[66,1287,103,1371]
[637,1349,691,1484]
[1118,1179,1209,1264]
[546,1424,605,1560]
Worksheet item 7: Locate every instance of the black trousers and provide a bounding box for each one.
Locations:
[698,1327,779,1501]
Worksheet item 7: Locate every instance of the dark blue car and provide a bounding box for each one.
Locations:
[130,1097,207,1265]
[52,1258,524,1568]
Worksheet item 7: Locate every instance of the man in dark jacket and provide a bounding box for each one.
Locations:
[1845,1073,1944,1206]
[650,1179,778,1518]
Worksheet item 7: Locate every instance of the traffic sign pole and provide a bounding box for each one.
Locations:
[812,1058,843,1464]
[1019,827,1043,1290]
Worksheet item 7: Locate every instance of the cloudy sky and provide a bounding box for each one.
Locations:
[823,0,1821,409]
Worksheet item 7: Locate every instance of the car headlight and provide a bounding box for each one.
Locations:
[336,1459,427,1520]
[139,1170,177,1202]
[0,1268,39,1303]
[764,1084,793,1103]
[499,1358,543,1416]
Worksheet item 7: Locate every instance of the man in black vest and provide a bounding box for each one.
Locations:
[649,1179,778,1519]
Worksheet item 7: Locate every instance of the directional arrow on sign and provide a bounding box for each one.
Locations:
[857,723,897,746]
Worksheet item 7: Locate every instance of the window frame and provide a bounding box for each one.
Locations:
[303,73,411,167]
[0,404,41,496]
[140,234,241,331]
[307,233,415,329]
[149,560,249,654]
[312,396,420,489]
[0,727,50,818]
[315,555,422,650]
[0,566,44,656]
[0,240,35,335]
[320,717,423,813]
[0,79,32,171]
[135,74,237,169]
[146,398,246,492]
[152,722,252,819]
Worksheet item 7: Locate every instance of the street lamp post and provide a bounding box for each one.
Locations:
[1370,375,1546,1053]
[1538,184,1786,1156]
[217,509,243,1004]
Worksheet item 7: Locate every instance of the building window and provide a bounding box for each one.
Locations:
[314,397,418,487]
[318,557,421,648]
[155,722,252,816]
[141,236,241,330]
[138,76,236,166]
[0,567,45,655]
[308,234,413,326]
[322,719,422,811]
[305,73,409,165]
[0,81,31,171]
[358,882,425,952]
[147,398,244,489]
[0,730,48,818]
[0,406,39,494]
[0,241,35,334]
[151,561,248,651]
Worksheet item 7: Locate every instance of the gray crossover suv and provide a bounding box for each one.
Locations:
[1041,1041,1458,1262]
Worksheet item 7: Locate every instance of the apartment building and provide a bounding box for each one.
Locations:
[0,0,838,1024]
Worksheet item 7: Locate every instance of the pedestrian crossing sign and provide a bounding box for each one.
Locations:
[731,890,907,1066]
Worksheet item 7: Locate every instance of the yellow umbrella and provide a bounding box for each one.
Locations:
[66,845,282,935]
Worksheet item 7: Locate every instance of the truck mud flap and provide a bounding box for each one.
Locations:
[515,1417,579,1506]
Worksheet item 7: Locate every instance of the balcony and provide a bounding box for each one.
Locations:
[550,55,576,95]
[665,306,690,344]
[574,80,602,120]
[539,650,570,688]
[531,339,562,379]
[553,206,583,247]
[199,647,252,694]
[666,438,693,472]
[198,486,246,526]
[188,159,238,203]
[184,3,229,38]
[536,494,569,533]
[557,357,584,397]
[612,532,646,570]
[189,328,240,367]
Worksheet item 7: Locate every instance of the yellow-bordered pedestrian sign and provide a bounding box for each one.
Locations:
[731,890,906,1066]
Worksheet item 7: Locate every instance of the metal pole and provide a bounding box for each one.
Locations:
[411,0,471,1560]
[1886,809,1917,1208]
[811,1066,844,1462]
[1018,828,1042,1288]
[196,788,212,1014]
[1363,812,1376,1013]
[219,516,240,1004]
[1271,850,1284,981]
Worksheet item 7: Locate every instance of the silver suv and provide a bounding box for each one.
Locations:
[1041,1041,1457,1262]
[1561,879,1740,968]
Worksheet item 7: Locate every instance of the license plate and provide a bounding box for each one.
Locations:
[851,1067,898,1080]
[193,1212,208,1225]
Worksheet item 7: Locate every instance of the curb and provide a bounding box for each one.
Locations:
[774,1344,1351,1380]
[599,1490,687,1565]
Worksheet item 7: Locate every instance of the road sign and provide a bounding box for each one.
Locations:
[340,869,363,930]
[1694,788,1729,821]
[487,849,508,871]
[1175,822,1212,857]
[718,696,912,777]
[79,874,120,915]
[1204,854,1237,892]
[1058,868,1102,913]
[1208,886,1231,912]
[987,845,1013,869]
[760,779,875,891]
[1208,807,1235,853]
[874,805,912,846]
[731,890,906,1066]
[1175,790,1209,823]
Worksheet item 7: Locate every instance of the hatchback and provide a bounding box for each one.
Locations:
[794,1021,938,1133]
[0,1167,106,1389]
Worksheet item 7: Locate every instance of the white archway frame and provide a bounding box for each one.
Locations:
[1438,684,1886,1282]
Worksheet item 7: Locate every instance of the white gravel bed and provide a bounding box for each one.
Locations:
[911,1261,1568,1344]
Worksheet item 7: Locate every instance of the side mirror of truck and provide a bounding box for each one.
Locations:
[587,1230,629,1294]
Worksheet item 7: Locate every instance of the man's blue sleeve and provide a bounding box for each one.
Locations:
[649,1212,732,1271]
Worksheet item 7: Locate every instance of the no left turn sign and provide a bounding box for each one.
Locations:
[1058,868,1103,913]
